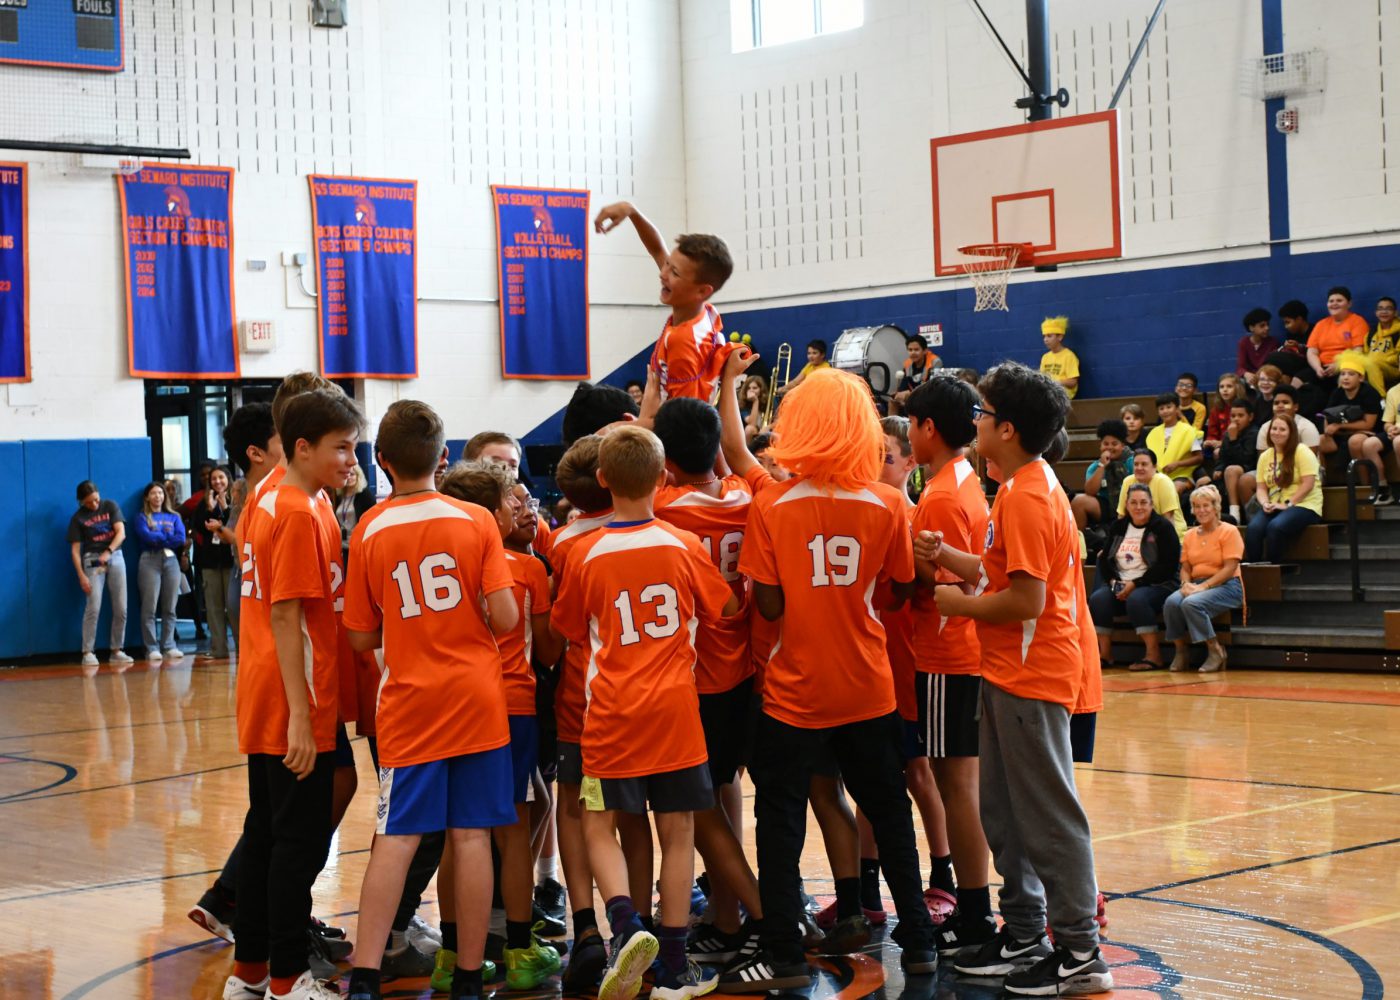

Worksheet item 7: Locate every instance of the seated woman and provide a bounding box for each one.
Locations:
[1116,447,1186,539]
[1088,483,1182,671]
[1246,416,1323,563]
[1165,485,1244,674]
[738,373,769,443]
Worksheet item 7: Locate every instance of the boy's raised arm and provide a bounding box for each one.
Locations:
[718,347,761,476]
[594,200,668,270]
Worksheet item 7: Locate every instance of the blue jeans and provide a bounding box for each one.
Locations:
[1245,505,1321,563]
[139,549,182,652]
[1088,580,1174,634]
[1163,577,1243,644]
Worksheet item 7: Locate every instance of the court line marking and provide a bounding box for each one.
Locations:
[0,761,244,807]
[1085,764,1400,798]
[1324,908,1400,936]
[0,752,79,800]
[0,712,236,741]
[1104,682,1400,710]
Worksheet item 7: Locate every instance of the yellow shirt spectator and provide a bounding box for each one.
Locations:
[1256,445,1323,515]
[1365,312,1400,393]
[1040,348,1080,399]
[1146,420,1204,484]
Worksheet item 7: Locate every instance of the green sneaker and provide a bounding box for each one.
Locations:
[431,948,497,993]
[504,938,563,990]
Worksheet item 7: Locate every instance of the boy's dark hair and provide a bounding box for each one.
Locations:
[1133,447,1159,466]
[807,339,828,357]
[561,382,640,445]
[625,379,643,392]
[976,361,1070,457]
[223,402,277,474]
[1096,418,1129,444]
[674,233,733,292]
[1042,428,1070,466]
[76,480,97,502]
[1230,400,1254,415]
[376,400,445,479]
[1154,392,1179,409]
[1380,296,1398,309]
[905,376,977,449]
[1243,307,1272,328]
[1278,299,1309,322]
[464,431,519,461]
[1327,285,1352,302]
[1272,384,1298,403]
[1176,372,1198,388]
[555,435,611,512]
[750,432,776,454]
[652,398,722,474]
[598,426,665,500]
[279,388,366,454]
[440,461,511,513]
[905,334,927,349]
[271,370,340,435]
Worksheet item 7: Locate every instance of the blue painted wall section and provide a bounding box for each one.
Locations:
[0,442,29,660]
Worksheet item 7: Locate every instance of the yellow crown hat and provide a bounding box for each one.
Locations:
[1336,351,1368,375]
[1041,316,1069,337]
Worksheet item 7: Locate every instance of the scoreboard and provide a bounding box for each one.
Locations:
[0,1,123,72]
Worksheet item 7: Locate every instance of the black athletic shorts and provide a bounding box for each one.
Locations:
[334,722,356,768]
[534,662,559,782]
[699,676,755,788]
[1070,712,1097,764]
[580,763,714,815]
[916,672,981,759]
[557,740,583,786]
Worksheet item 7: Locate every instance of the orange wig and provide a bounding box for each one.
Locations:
[770,367,883,491]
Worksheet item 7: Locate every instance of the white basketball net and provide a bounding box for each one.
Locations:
[961,244,1023,312]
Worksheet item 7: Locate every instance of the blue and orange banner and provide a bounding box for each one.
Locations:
[492,185,590,380]
[0,162,28,384]
[308,175,418,379]
[118,164,238,379]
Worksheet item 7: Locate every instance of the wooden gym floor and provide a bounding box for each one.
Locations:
[0,659,1396,999]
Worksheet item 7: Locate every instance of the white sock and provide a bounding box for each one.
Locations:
[1229,504,1241,521]
[1069,947,1097,961]
[536,853,558,883]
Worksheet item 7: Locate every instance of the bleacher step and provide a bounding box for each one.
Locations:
[1280,583,1400,603]
[1229,625,1386,650]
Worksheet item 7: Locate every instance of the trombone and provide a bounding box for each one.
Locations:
[763,343,792,426]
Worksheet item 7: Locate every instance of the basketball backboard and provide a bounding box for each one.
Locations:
[930,110,1122,276]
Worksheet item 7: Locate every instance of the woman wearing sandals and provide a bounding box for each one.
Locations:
[1164,485,1244,673]
[1089,483,1181,671]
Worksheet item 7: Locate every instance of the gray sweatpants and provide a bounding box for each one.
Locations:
[81,551,128,654]
[979,680,1100,952]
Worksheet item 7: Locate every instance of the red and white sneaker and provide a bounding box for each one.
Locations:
[922,887,956,926]
[813,898,887,930]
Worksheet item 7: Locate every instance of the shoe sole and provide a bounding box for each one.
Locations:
[561,948,608,995]
[599,933,658,1000]
[1004,971,1114,996]
[652,977,719,1000]
[506,956,563,990]
[688,948,739,965]
[953,953,1047,978]
[188,905,235,944]
[717,969,812,993]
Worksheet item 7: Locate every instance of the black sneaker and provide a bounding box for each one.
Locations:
[717,948,811,993]
[815,914,871,956]
[188,887,236,943]
[1373,486,1395,506]
[687,922,747,964]
[533,900,568,939]
[562,928,608,996]
[535,876,567,923]
[1003,945,1114,996]
[935,911,998,954]
[951,925,1051,977]
[308,917,353,962]
[899,948,938,975]
[306,928,342,979]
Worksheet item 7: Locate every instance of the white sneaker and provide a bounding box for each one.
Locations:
[111,650,134,664]
[81,653,99,667]
[164,647,185,663]
[223,973,269,1000]
[406,913,442,951]
[147,649,163,663]
[267,970,340,999]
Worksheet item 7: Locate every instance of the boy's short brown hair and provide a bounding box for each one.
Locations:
[279,388,366,453]
[675,233,733,292]
[464,431,519,461]
[376,400,445,479]
[272,371,340,436]
[555,435,611,513]
[598,426,665,501]
[440,460,512,513]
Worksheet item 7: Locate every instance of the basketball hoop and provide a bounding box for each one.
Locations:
[957,243,1032,312]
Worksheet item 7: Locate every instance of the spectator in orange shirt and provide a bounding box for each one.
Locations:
[929,362,1112,996]
[1308,286,1370,388]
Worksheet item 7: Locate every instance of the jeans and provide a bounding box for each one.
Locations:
[1245,505,1322,563]
[750,710,934,962]
[81,551,128,654]
[1087,580,1173,635]
[201,566,234,656]
[1163,577,1244,644]
[138,549,182,652]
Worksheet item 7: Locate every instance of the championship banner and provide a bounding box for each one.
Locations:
[0,163,28,384]
[118,164,238,379]
[492,185,590,380]
[308,175,418,379]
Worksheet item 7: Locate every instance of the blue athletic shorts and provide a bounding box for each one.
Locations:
[377,745,516,835]
[509,714,540,805]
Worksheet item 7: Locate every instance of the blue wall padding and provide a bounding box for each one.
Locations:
[0,442,29,659]
[22,440,92,656]
[88,437,154,650]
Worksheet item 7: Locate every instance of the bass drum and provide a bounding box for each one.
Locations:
[831,324,909,396]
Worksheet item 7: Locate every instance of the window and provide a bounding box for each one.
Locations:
[731,0,863,52]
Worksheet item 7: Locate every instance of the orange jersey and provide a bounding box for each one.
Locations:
[312,494,358,724]
[342,494,514,768]
[552,519,733,778]
[976,459,1086,712]
[739,478,913,729]
[1072,565,1103,715]
[534,514,554,562]
[548,509,615,743]
[740,466,782,690]
[498,549,553,715]
[235,484,341,756]
[878,582,917,722]
[910,458,988,676]
[654,477,754,694]
[650,303,727,402]
[236,464,286,551]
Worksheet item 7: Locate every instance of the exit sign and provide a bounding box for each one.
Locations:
[241,319,276,353]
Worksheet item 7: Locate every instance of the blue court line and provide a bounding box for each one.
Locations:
[59,938,223,1000]
[0,712,236,741]
[0,753,78,801]
[0,761,242,807]
[1086,765,1400,798]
